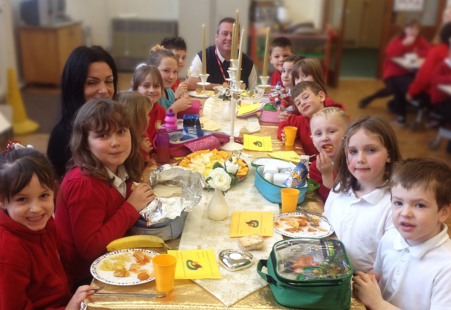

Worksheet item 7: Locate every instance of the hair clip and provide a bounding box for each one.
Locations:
[135,63,148,70]
[2,141,33,153]
[151,44,165,52]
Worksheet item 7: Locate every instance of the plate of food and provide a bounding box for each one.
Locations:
[188,90,215,98]
[178,149,248,181]
[273,212,334,238]
[91,249,159,286]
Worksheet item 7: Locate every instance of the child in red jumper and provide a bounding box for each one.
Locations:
[0,145,93,310]
[116,91,155,164]
[269,37,294,86]
[55,99,156,288]
[161,37,188,96]
[131,65,166,146]
[430,58,451,124]
[405,22,451,124]
[309,107,350,201]
[277,81,346,156]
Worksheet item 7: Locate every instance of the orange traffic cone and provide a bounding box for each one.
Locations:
[6,67,39,135]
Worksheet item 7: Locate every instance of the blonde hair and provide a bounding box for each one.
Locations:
[116,92,153,140]
[292,58,327,95]
[311,107,350,128]
[147,46,178,68]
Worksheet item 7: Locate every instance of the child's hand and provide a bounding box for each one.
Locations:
[281,131,286,143]
[174,82,188,99]
[402,35,415,46]
[316,151,333,176]
[66,285,93,310]
[278,111,289,121]
[353,272,386,309]
[127,183,156,212]
[140,137,153,153]
[170,97,192,113]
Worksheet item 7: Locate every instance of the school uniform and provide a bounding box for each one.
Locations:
[323,183,394,273]
[270,70,282,87]
[0,211,72,310]
[277,99,345,156]
[55,166,140,284]
[146,102,167,141]
[158,88,176,110]
[170,77,181,93]
[430,60,451,122]
[309,159,335,201]
[374,225,451,310]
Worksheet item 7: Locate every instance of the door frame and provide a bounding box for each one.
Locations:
[377,0,447,78]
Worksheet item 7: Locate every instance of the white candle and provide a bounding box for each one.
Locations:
[263,27,270,77]
[202,24,206,75]
[231,22,236,60]
[237,29,244,81]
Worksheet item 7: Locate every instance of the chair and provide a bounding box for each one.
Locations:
[428,127,451,151]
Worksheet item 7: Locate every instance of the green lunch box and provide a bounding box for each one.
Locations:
[251,158,319,204]
[257,238,353,310]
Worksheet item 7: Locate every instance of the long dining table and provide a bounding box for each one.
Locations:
[83,95,366,310]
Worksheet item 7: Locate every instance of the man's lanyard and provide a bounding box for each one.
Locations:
[214,46,229,85]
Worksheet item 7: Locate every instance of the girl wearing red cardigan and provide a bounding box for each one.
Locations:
[0,146,93,310]
[383,20,430,127]
[55,99,156,289]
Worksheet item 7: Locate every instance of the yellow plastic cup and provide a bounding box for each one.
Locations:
[152,254,177,292]
[284,126,298,146]
[281,188,300,213]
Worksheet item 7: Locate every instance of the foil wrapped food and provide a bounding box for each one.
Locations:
[139,165,205,226]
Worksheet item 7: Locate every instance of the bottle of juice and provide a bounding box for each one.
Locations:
[164,108,178,132]
[155,127,170,163]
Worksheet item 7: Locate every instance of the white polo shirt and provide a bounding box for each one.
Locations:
[323,184,394,273]
[188,46,258,89]
[105,165,129,198]
[374,225,451,310]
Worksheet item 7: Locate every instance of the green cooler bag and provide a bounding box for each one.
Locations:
[257,238,353,310]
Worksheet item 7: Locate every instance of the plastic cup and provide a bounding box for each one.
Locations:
[281,188,300,213]
[284,126,298,146]
[152,254,177,292]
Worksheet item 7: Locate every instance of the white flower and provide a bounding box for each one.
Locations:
[225,162,240,175]
[208,168,231,192]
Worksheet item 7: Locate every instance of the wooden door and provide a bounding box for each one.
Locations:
[377,0,447,78]
[323,0,348,87]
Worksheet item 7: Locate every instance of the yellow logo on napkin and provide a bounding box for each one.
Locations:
[237,103,260,116]
[267,151,301,163]
[168,249,222,279]
[229,211,274,237]
[243,135,273,151]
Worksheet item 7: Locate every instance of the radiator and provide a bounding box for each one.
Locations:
[112,18,177,71]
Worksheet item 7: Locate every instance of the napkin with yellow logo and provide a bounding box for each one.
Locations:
[168,249,222,279]
[243,134,273,151]
[229,211,274,237]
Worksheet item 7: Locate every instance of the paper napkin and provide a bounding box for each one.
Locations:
[229,211,274,237]
[243,134,273,151]
[168,249,222,279]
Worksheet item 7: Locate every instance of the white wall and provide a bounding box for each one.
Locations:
[284,0,324,29]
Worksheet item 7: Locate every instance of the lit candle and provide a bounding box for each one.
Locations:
[237,29,244,81]
[263,27,270,77]
[202,24,206,75]
[231,22,236,60]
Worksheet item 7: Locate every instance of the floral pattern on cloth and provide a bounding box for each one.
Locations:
[179,163,283,307]
[202,97,261,136]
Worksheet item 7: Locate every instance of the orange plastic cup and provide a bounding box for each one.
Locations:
[281,188,300,213]
[152,254,177,292]
[284,126,298,146]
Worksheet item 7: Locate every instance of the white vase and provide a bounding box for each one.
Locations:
[207,188,229,221]
[222,101,231,121]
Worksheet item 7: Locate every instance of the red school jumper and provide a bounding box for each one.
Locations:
[383,35,430,80]
[277,98,345,156]
[147,102,167,143]
[408,43,449,97]
[55,168,140,283]
[430,61,451,104]
[271,70,282,87]
[0,212,72,310]
[309,160,336,201]
[170,78,181,93]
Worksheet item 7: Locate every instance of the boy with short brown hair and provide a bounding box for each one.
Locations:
[277,81,346,156]
[269,37,294,86]
[354,157,451,310]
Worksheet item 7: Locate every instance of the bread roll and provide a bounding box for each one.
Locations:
[238,234,264,251]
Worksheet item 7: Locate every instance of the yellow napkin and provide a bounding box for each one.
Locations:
[168,249,222,279]
[241,100,255,107]
[267,151,301,163]
[237,103,260,116]
[243,134,273,151]
[200,117,222,131]
[229,211,274,237]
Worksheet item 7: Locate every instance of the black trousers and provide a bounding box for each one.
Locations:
[385,74,416,119]
[433,100,451,123]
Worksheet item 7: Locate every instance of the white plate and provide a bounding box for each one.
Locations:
[188,91,215,98]
[273,212,334,238]
[90,249,159,286]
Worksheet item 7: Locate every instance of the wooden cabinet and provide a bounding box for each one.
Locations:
[19,22,83,85]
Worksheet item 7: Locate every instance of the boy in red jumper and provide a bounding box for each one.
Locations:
[270,37,293,86]
[309,107,350,201]
[277,81,346,156]
[0,146,92,310]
